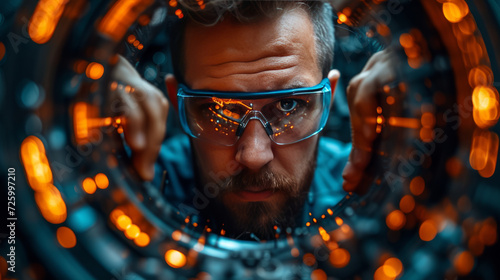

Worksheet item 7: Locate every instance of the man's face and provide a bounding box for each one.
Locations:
[181,8,327,238]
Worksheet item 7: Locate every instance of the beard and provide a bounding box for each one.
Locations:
[201,161,316,240]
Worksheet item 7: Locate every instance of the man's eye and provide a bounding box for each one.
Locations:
[277,99,297,112]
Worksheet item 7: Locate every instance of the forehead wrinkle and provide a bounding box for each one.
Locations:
[203,54,300,79]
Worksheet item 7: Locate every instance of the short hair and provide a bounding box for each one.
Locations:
[169,0,335,85]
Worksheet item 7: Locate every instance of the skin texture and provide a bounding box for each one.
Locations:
[166,8,340,237]
[112,4,394,238]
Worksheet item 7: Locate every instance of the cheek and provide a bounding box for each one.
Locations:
[273,136,318,177]
[192,140,239,183]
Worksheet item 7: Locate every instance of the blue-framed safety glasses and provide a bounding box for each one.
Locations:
[177,78,332,146]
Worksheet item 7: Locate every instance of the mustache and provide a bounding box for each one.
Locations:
[221,168,300,197]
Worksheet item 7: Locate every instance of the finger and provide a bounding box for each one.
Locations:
[119,87,147,151]
[361,50,387,72]
[343,75,379,193]
[131,84,169,180]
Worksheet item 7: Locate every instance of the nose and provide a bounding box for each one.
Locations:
[235,120,274,171]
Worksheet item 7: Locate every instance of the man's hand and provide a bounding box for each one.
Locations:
[342,50,396,194]
[110,56,169,181]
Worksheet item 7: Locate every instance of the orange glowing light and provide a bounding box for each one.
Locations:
[169,0,178,7]
[419,220,438,241]
[138,15,150,26]
[0,42,5,61]
[74,102,90,142]
[110,209,124,223]
[399,195,415,213]
[453,251,474,275]
[82,177,97,194]
[303,253,316,266]
[310,269,327,280]
[86,62,104,80]
[383,258,403,278]
[399,33,414,49]
[386,96,395,105]
[125,224,140,239]
[374,266,393,280]
[472,86,500,128]
[327,208,333,215]
[335,217,344,226]
[338,13,347,23]
[329,248,350,268]
[469,66,493,87]
[420,127,434,142]
[410,176,425,196]
[172,230,182,241]
[28,0,67,44]
[479,218,497,246]
[446,157,463,177]
[387,117,420,129]
[377,24,390,37]
[127,34,136,43]
[291,247,300,257]
[116,215,132,231]
[443,1,469,23]
[318,227,330,242]
[95,173,109,189]
[98,0,153,41]
[175,9,184,19]
[386,210,406,231]
[470,129,499,178]
[468,235,484,256]
[421,112,435,128]
[165,249,187,268]
[21,136,53,192]
[57,227,77,248]
[134,232,150,247]
[34,185,67,224]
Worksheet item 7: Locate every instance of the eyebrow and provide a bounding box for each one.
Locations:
[282,81,310,90]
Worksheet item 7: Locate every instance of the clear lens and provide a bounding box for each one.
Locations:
[182,91,326,146]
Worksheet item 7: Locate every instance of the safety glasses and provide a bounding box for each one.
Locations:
[177,78,331,146]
